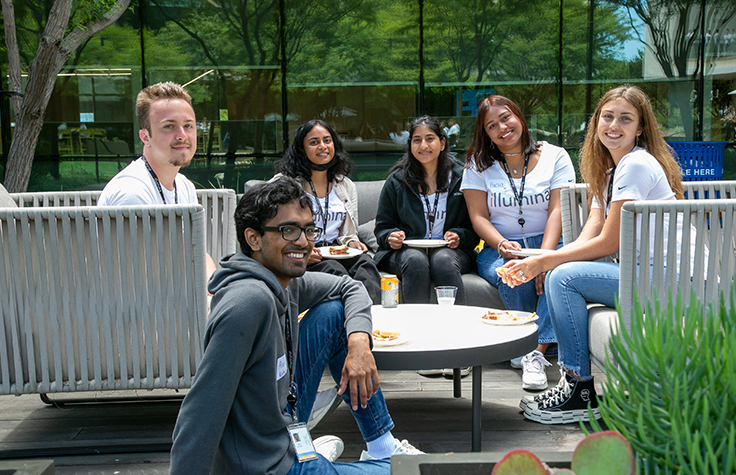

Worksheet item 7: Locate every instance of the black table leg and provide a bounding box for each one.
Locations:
[472,365,482,452]
[453,368,461,397]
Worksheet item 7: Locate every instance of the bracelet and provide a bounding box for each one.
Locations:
[497,239,509,252]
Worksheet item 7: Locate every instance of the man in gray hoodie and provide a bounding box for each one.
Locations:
[170,176,421,474]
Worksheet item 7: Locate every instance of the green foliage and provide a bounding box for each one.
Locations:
[589,288,736,474]
[72,0,124,30]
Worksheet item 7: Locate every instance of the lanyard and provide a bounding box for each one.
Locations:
[284,310,298,422]
[422,190,441,238]
[308,180,329,246]
[605,167,616,218]
[142,156,178,204]
[500,155,530,232]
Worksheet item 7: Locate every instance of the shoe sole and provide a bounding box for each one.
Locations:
[307,392,343,430]
[417,370,444,377]
[442,368,472,378]
[523,406,601,424]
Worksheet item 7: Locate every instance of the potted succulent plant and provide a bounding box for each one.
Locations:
[588,289,736,473]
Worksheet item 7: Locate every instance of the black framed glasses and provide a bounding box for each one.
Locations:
[262,225,323,242]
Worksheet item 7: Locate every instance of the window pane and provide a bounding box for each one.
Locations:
[424,0,561,149]
[285,0,419,176]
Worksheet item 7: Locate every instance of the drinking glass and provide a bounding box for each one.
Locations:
[435,286,457,305]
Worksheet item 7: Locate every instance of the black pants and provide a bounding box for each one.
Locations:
[308,253,382,305]
[379,247,474,304]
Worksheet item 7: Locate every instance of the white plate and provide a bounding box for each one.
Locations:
[508,249,555,258]
[315,246,363,259]
[373,335,411,347]
[403,239,449,248]
[480,311,539,326]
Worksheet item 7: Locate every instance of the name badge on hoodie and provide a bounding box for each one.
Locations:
[277,354,288,381]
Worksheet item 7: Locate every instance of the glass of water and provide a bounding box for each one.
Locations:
[435,286,457,305]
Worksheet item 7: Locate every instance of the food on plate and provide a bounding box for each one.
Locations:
[329,244,350,255]
[481,310,511,321]
[495,267,509,278]
[372,329,401,342]
[482,310,537,323]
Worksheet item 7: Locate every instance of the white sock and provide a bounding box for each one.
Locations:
[366,432,396,459]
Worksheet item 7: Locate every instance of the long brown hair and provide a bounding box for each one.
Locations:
[464,95,538,172]
[580,85,683,207]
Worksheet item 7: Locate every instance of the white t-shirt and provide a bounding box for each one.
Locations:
[591,147,674,213]
[420,191,448,239]
[308,184,347,244]
[461,141,576,239]
[98,157,198,206]
[591,147,698,270]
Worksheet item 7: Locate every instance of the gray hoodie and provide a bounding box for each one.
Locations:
[170,252,373,474]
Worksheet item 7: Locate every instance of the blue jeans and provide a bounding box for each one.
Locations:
[288,456,390,475]
[545,261,620,380]
[294,300,395,441]
[476,234,561,345]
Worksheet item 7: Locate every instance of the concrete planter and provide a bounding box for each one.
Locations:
[391,452,573,474]
[0,460,54,475]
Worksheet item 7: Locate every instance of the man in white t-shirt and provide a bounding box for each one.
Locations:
[99,82,216,278]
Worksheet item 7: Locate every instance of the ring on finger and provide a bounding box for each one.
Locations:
[518,270,525,277]
[521,276,527,282]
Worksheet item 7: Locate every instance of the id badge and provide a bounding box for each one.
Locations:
[287,422,318,462]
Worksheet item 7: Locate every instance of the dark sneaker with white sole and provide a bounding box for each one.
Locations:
[523,372,601,424]
[519,368,566,412]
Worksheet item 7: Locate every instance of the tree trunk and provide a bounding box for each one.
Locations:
[2,0,131,192]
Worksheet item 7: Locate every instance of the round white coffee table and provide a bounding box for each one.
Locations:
[370,304,537,452]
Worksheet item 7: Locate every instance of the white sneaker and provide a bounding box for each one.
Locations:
[510,355,524,369]
[308,386,343,430]
[442,367,472,378]
[314,435,344,462]
[359,438,426,460]
[521,351,552,391]
[417,369,444,377]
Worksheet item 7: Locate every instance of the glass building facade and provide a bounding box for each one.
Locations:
[2,0,735,191]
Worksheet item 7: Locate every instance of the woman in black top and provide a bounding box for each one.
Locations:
[374,116,478,304]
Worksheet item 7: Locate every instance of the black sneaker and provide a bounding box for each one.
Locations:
[522,372,600,424]
[519,368,566,412]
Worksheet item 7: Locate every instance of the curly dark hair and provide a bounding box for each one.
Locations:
[235,176,313,255]
[388,115,456,194]
[464,95,538,172]
[275,119,353,183]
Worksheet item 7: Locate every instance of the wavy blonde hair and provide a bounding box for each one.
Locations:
[580,85,683,208]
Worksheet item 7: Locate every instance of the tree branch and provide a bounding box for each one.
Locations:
[61,0,131,64]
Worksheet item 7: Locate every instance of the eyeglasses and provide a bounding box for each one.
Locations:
[262,225,323,242]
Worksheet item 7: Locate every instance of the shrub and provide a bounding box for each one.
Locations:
[590,288,736,474]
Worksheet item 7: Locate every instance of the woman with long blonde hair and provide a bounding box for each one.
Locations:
[499,85,683,425]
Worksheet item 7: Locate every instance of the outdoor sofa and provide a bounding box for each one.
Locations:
[560,181,736,373]
[0,189,237,398]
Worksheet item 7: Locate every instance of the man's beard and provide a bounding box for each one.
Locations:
[169,142,194,167]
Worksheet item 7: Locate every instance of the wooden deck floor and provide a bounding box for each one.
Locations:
[0,359,605,474]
